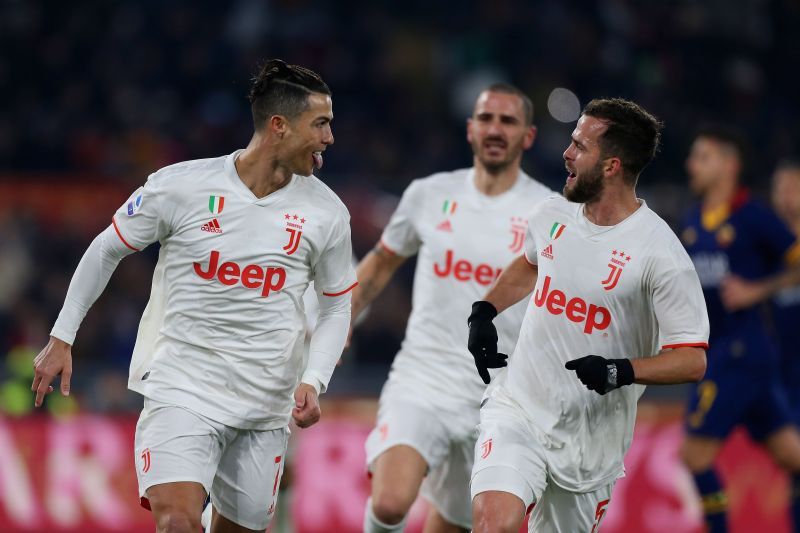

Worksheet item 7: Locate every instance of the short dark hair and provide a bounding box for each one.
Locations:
[248,59,331,130]
[693,123,751,176]
[582,98,663,185]
[484,83,534,125]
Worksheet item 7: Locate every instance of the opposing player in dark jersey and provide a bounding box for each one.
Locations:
[679,127,800,532]
[772,160,800,417]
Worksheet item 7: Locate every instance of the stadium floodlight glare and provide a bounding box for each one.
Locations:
[547,87,581,123]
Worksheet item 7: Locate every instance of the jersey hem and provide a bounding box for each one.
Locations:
[548,467,624,494]
[378,239,399,256]
[130,387,290,430]
[112,216,140,251]
[661,341,709,350]
[524,251,537,266]
[322,281,358,297]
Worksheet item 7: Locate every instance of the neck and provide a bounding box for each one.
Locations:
[702,176,737,211]
[234,134,294,198]
[583,182,640,226]
[472,158,520,196]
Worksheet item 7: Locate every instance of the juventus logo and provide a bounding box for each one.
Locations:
[508,217,527,254]
[480,438,493,459]
[601,249,631,291]
[283,228,302,255]
[141,448,151,473]
[282,213,306,255]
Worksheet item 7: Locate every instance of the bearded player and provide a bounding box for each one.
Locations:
[467,98,709,532]
[351,83,553,533]
[31,60,356,533]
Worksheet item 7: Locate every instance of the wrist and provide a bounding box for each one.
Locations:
[469,301,498,324]
[300,377,322,395]
[611,358,635,387]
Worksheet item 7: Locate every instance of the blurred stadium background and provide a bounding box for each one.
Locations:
[1,1,798,531]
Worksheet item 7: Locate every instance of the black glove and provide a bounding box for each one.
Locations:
[564,355,634,395]
[468,301,508,384]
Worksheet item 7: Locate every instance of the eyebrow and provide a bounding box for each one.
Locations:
[476,112,521,123]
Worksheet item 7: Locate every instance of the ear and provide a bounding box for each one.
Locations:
[269,115,289,138]
[466,118,474,144]
[523,125,537,150]
[604,157,623,177]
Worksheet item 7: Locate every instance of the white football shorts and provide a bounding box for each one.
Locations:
[134,398,289,530]
[364,390,479,529]
[471,394,614,533]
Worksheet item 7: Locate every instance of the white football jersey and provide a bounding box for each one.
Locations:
[492,196,709,492]
[115,150,356,429]
[380,168,554,410]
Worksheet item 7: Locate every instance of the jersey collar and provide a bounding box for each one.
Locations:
[700,187,749,231]
[225,149,298,204]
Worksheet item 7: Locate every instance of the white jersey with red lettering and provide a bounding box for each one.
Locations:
[115,150,356,430]
[491,195,708,492]
[380,168,554,410]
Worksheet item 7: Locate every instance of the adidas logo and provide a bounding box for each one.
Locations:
[436,220,452,232]
[540,244,554,260]
[201,219,223,234]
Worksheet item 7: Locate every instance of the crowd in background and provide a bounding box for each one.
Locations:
[1,0,799,414]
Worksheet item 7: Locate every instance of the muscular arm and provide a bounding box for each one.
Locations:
[350,243,407,321]
[631,346,707,385]
[483,255,538,314]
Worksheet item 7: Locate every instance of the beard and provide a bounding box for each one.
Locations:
[564,161,605,203]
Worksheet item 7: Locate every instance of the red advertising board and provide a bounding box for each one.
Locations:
[0,409,791,532]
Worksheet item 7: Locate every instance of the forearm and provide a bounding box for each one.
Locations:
[351,244,405,320]
[51,225,133,344]
[631,347,707,385]
[484,255,538,314]
[759,263,800,299]
[302,293,351,394]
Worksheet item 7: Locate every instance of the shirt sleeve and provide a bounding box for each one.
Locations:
[523,208,540,266]
[111,175,174,251]
[651,240,710,350]
[50,225,135,344]
[312,212,358,297]
[301,290,351,394]
[379,180,422,257]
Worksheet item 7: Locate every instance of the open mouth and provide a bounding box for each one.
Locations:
[565,169,577,185]
[483,139,507,156]
[312,151,323,170]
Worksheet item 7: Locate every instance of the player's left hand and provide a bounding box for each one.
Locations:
[292,383,321,428]
[565,355,634,395]
[720,274,766,311]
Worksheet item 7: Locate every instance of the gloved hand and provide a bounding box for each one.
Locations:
[565,355,634,395]
[468,301,508,384]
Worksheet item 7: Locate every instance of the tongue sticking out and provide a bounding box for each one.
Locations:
[312,152,323,170]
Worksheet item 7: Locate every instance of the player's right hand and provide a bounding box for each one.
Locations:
[31,336,73,407]
[467,301,508,384]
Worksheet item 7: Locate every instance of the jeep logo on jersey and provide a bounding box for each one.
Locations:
[433,250,502,286]
[193,250,286,297]
[533,275,611,334]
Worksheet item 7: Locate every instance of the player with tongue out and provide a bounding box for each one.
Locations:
[33,59,356,533]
